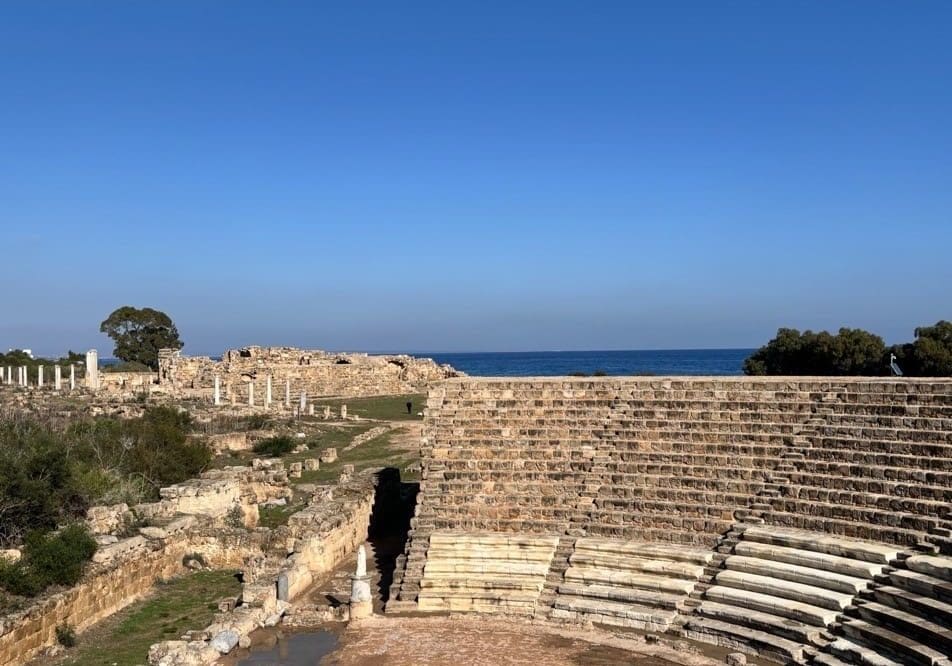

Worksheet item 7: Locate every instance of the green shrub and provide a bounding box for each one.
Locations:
[0,561,42,597]
[252,436,296,457]
[244,414,271,430]
[23,524,97,588]
[56,623,77,647]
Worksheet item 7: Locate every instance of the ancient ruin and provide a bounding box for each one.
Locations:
[388,377,952,665]
[156,346,461,400]
[1,372,951,665]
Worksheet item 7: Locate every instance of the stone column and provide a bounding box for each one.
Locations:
[265,375,272,408]
[5,366,10,385]
[285,379,291,408]
[85,350,99,390]
[69,364,76,390]
[37,366,44,388]
[213,376,221,406]
[340,404,347,420]
[21,366,28,386]
[349,545,373,620]
[299,390,307,413]
[248,381,255,407]
[308,404,315,416]
[230,383,236,406]
[54,365,62,391]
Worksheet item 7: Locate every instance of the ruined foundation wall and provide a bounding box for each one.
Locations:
[0,533,191,666]
[157,346,460,399]
[393,377,952,605]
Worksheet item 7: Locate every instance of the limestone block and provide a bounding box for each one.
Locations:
[304,459,320,471]
[319,448,338,464]
[209,630,239,654]
[289,462,302,479]
[0,549,21,564]
[140,526,168,540]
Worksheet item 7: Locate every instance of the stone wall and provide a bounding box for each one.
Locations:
[156,346,461,400]
[0,531,191,666]
[392,377,952,607]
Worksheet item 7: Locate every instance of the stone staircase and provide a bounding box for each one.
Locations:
[549,537,711,631]
[814,553,952,666]
[415,532,558,614]
[682,524,901,664]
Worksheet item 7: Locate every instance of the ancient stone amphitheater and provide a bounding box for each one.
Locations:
[388,377,952,665]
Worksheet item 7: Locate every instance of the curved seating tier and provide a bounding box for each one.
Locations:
[550,537,711,631]
[390,377,952,663]
[416,532,558,614]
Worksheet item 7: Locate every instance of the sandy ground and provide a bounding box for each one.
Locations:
[321,615,725,666]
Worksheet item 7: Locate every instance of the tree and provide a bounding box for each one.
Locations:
[744,327,887,376]
[99,306,183,370]
[892,320,952,376]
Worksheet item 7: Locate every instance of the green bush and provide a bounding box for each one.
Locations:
[56,623,77,647]
[0,525,97,597]
[24,524,97,588]
[252,436,296,457]
[0,561,42,597]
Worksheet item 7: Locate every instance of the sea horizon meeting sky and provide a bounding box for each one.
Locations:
[1,2,950,357]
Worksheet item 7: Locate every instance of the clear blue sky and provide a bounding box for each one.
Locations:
[2,2,950,356]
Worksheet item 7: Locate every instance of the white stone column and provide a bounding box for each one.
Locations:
[248,380,255,406]
[85,350,99,390]
[299,390,307,413]
[265,375,272,408]
[4,366,10,384]
[213,376,221,406]
[37,366,44,388]
[54,366,62,391]
[69,364,76,390]
[21,366,28,386]
[340,404,347,420]
[349,544,373,619]
[285,379,291,408]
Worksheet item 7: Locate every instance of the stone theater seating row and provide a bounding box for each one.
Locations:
[416,532,558,614]
[390,377,952,664]
[550,537,711,631]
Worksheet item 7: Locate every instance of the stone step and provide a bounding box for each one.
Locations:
[420,577,543,592]
[714,569,854,611]
[742,526,901,565]
[563,567,696,595]
[696,600,822,644]
[868,584,952,625]
[811,652,853,666]
[840,618,951,666]
[704,585,839,626]
[429,532,559,549]
[855,600,952,654]
[417,596,538,614]
[418,588,541,602]
[567,552,704,579]
[725,554,871,595]
[423,561,550,576]
[573,537,714,564]
[681,615,806,663]
[906,554,952,583]
[826,637,903,666]
[551,596,677,631]
[735,542,886,579]
[888,569,952,604]
[557,582,685,609]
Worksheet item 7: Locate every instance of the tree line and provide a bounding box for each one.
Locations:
[743,320,952,376]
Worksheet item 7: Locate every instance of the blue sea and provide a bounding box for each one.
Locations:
[423,349,753,377]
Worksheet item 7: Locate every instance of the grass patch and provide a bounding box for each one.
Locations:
[60,570,240,666]
[258,502,304,529]
[295,430,418,485]
[315,393,426,421]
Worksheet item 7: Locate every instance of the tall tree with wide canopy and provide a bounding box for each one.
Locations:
[99,306,183,370]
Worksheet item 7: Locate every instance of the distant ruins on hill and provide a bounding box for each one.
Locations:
[155,346,461,401]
